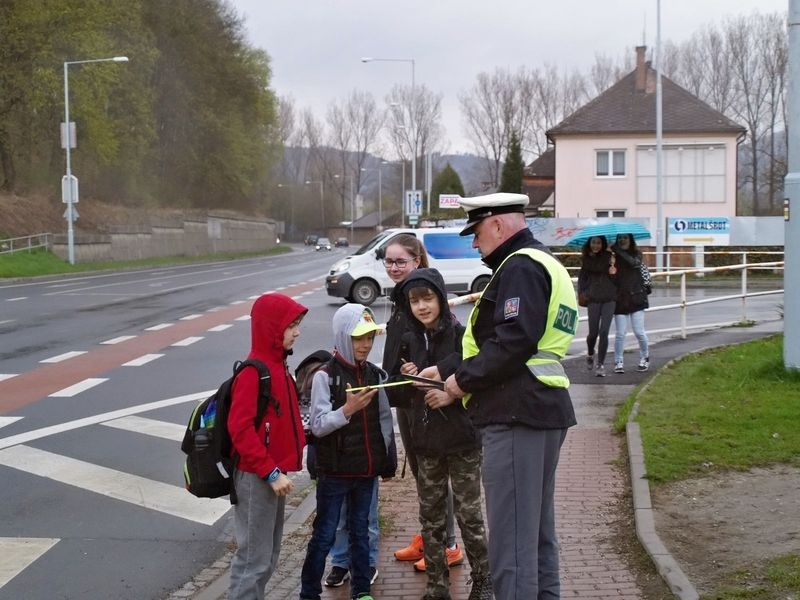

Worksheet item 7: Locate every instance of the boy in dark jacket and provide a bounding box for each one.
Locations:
[227,293,308,600]
[396,268,492,600]
[299,304,395,600]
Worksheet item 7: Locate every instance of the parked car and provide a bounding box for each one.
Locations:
[334,237,349,247]
[304,234,319,246]
[315,237,332,251]
[325,227,492,305]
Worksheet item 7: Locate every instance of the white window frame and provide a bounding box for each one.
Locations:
[595,149,626,178]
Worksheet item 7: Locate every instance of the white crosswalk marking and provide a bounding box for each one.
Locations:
[145,323,172,331]
[40,350,87,363]
[101,335,137,345]
[102,415,184,442]
[0,374,17,382]
[171,336,203,347]
[49,377,108,397]
[0,538,59,587]
[122,353,164,367]
[0,445,230,525]
[0,417,22,430]
[207,324,232,332]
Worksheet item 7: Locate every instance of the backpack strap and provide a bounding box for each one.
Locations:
[227,359,275,505]
[235,358,279,419]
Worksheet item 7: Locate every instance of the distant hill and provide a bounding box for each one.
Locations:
[278,147,494,198]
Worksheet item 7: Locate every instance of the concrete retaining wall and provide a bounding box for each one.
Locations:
[50,214,279,263]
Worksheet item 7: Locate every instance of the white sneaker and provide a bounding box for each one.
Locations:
[637,357,650,372]
[614,362,624,374]
[595,364,606,377]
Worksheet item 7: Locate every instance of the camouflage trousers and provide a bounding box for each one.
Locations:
[417,449,490,598]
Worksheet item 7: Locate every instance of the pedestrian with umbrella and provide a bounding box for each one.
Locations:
[610,233,650,373]
[577,236,617,376]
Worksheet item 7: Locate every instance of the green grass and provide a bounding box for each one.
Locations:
[627,335,800,485]
[614,335,800,599]
[701,554,800,599]
[0,246,292,278]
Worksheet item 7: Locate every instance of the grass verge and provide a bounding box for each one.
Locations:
[0,246,292,278]
[630,334,799,485]
[616,334,800,599]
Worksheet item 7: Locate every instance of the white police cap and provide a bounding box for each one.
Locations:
[458,193,529,236]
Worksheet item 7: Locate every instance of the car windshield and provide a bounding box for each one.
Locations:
[352,230,397,256]
[318,238,330,244]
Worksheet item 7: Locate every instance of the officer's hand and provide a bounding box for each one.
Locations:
[444,374,465,399]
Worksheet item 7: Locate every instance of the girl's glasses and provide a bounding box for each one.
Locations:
[383,258,412,268]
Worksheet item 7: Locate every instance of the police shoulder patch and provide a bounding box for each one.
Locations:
[503,297,520,319]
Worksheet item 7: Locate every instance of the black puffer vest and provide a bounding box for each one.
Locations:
[314,358,390,478]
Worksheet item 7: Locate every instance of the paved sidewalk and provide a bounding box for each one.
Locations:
[185,320,782,600]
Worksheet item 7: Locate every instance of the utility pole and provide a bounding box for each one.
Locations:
[783,0,799,370]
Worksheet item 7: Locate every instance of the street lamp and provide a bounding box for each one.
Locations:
[304,180,325,232]
[361,56,417,195]
[334,174,355,242]
[276,183,297,239]
[63,56,128,265]
[361,166,383,230]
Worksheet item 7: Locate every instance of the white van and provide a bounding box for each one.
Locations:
[325,227,491,305]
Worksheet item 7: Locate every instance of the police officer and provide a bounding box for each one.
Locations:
[423,192,578,600]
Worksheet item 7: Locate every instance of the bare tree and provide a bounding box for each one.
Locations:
[324,90,384,219]
[385,83,443,192]
[459,68,521,186]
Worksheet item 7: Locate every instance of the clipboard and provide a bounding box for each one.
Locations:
[401,374,445,391]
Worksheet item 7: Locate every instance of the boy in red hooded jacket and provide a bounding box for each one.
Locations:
[227,292,308,600]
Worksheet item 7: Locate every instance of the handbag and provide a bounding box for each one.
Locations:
[578,291,589,307]
[638,261,652,295]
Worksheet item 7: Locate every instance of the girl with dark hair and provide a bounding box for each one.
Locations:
[610,233,650,373]
[578,236,617,377]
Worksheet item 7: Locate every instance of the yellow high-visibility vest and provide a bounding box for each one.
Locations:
[462,248,578,405]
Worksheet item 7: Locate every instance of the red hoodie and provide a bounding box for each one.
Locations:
[227,293,308,478]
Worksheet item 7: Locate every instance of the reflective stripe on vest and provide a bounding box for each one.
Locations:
[461,248,578,405]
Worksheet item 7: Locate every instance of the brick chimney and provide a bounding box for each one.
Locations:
[635,45,647,92]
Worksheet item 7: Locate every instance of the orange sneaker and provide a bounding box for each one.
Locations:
[413,544,464,572]
[394,533,424,561]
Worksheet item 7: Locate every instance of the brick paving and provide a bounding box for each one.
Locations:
[190,383,644,600]
[251,420,644,600]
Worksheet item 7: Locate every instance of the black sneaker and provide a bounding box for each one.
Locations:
[324,566,350,587]
[369,566,378,584]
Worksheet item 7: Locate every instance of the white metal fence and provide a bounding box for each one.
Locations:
[0,233,51,255]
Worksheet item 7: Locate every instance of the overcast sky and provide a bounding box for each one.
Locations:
[231,0,786,155]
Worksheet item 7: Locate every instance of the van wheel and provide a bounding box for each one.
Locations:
[471,275,490,294]
[351,279,379,306]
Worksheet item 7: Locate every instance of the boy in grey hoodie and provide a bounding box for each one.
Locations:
[299,304,395,600]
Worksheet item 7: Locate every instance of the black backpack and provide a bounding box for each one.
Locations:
[181,359,275,504]
[294,350,333,479]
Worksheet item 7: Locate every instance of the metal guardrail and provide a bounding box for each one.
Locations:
[572,260,784,340]
[647,261,784,339]
[0,233,52,255]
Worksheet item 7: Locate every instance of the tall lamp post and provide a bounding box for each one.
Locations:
[63,56,129,265]
[305,180,325,233]
[276,183,298,240]
[361,166,383,230]
[335,173,355,242]
[361,56,416,196]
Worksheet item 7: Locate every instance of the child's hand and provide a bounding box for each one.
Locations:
[342,384,378,418]
[424,388,456,409]
[418,366,441,381]
[399,358,418,376]
[269,473,294,496]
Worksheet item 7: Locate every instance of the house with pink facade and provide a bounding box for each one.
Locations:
[545,46,746,221]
